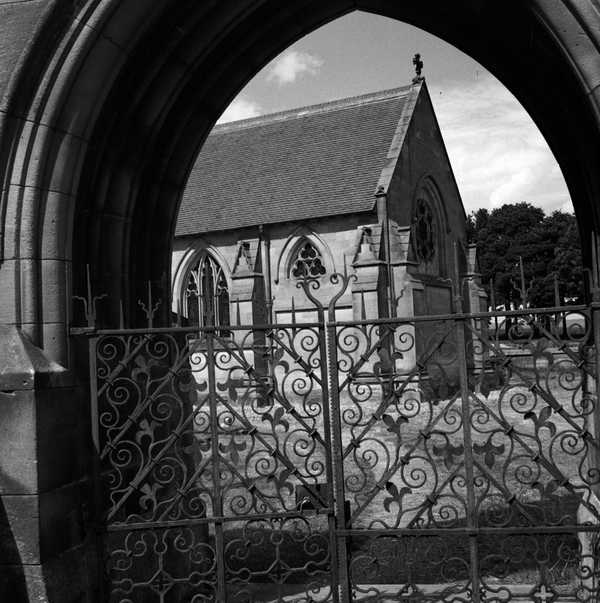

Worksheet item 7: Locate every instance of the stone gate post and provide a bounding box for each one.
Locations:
[0,327,97,601]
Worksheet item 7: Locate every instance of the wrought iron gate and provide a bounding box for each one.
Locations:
[74,275,600,602]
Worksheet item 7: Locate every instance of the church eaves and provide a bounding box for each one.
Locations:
[175,85,416,236]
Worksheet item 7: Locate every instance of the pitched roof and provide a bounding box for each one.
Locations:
[175,85,416,236]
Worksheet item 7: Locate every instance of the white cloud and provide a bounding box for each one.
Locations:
[430,74,573,214]
[267,50,324,85]
[217,97,262,124]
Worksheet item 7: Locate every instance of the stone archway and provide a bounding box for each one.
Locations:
[2,0,600,360]
[1,1,600,600]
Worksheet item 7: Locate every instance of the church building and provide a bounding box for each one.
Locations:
[171,78,486,347]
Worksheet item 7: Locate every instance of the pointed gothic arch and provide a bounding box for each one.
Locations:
[172,240,232,310]
[288,238,327,279]
[275,227,335,284]
[1,2,600,598]
[180,250,231,328]
[410,174,450,276]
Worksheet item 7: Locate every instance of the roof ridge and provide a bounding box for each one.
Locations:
[213,84,413,134]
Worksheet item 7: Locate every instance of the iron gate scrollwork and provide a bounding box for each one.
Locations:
[87,319,338,602]
[74,275,600,602]
[333,302,600,602]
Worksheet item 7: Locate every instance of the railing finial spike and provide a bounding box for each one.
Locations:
[72,264,107,329]
[86,263,92,304]
[137,280,161,328]
[119,299,125,329]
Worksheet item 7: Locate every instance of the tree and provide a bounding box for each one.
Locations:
[468,203,583,308]
[549,213,584,303]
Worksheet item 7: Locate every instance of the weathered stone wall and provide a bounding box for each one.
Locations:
[385,84,467,284]
[0,1,47,100]
[0,328,96,601]
[172,214,371,324]
[0,1,600,601]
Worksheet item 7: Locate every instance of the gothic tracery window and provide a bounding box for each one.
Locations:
[413,198,436,263]
[291,241,326,278]
[184,253,230,329]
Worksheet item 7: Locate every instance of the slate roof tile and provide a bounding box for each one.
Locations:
[175,86,413,236]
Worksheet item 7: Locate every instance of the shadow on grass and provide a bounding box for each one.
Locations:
[222,493,584,587]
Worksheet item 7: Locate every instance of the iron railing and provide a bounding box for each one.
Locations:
[72,274,600,602]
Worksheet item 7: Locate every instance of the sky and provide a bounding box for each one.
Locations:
[215,11,573,215]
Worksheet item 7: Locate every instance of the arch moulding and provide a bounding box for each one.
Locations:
[1,1,600,600]
[171,239,233,315]
[275,226,336,284]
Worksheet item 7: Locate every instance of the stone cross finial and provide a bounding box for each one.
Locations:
[412,53,424,83]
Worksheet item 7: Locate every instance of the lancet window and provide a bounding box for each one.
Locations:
[413,198,436,263]
[290,241,326,278]
[184,253,230,328]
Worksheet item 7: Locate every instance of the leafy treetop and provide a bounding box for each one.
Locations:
[467,202,583,307]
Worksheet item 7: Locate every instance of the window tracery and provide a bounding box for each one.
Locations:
[184,253,230,328]
[290,241,326,278]
[413,198,436,263]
